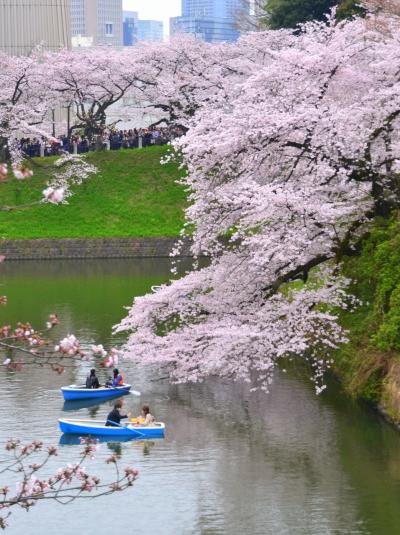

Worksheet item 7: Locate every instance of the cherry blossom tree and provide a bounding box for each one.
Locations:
[129,35,259,131]
[0,49,49,163]
[43,47,149,145]
[117,8,400,392]
[0,48,97,208]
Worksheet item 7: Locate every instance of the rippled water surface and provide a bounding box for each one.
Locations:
[0,259,400,535]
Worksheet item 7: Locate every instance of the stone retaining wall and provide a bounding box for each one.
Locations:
[0,237,192,260]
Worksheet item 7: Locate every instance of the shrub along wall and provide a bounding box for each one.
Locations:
[335,214,400,422]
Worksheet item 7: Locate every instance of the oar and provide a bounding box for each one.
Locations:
[106,420,145,438]
[102,384,141,396]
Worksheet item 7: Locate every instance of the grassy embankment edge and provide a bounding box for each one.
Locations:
[0,146,187,239]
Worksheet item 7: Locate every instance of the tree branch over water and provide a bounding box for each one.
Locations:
[0,438,138,530]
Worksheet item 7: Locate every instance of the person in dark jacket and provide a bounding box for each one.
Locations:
[86,369,100,389]
[106,399,130,427]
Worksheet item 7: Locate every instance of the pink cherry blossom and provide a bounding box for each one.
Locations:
[42,187,66,204]
[56,334,81,356]
[117,8,400,393]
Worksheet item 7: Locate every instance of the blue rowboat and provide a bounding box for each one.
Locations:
[58,418,165,438]
[61,384,131,401]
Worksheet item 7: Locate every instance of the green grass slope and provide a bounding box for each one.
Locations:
[0,146,186,239]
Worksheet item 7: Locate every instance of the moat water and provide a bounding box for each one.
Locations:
[0,259,399,535]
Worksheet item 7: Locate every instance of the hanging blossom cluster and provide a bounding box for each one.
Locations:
[42,153,98,204]
[0,153,96,209]
[91,344,120,368]
[39,153,98,205]
[0,438,138,529]
[54,334,82,356]
[117,7,400,392]
[0,312,115,374]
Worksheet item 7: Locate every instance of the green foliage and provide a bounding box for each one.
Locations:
[334,215,400,401]
[263,0,365,29]
[265,0,337,29]
[336,0,366,21]
[0,146,187,238]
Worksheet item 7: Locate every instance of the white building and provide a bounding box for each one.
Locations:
[0,0,70,55]
[71,0,123,48]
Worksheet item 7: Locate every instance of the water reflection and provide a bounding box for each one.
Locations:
[0,259,399,534]
[63,394,129,412]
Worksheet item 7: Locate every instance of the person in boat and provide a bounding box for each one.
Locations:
[135,405,155,427]
[85,369,100,389]
[111,368,124,387]
[105,399,130,427]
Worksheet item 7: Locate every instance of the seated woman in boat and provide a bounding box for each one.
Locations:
[106,399,131,427]
[135,405,155,426]
[111,368,124,387]
[85,369,100,389]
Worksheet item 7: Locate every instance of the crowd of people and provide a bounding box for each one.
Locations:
[19,126,184,158]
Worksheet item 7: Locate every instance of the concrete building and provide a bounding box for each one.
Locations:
[170,0,246,43]
[0,0,70,55]
[71,0,123,48]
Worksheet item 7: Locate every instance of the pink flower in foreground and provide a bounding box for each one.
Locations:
[91,344,107,357]
[56,334,81,356]
[12,163,33,180]
[48,313,59,325]
[102,348,120,368]
[0,163,8,181]
[42,187,65,204]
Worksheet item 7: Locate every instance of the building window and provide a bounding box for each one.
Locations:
[105,23,113,35]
